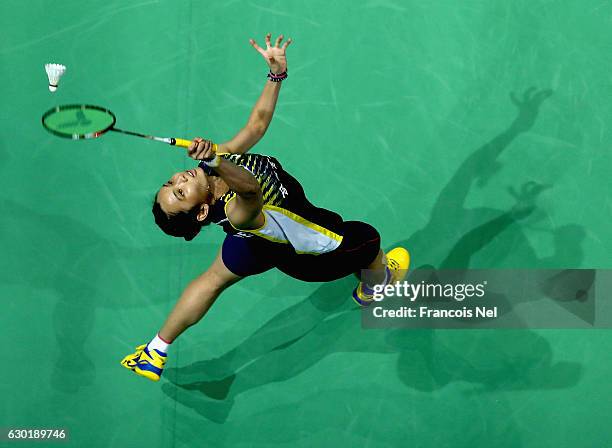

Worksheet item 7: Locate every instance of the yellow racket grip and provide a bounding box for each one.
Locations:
[172,138,218,153]
[173,138,193,148]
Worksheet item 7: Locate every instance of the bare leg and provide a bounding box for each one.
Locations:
[159,249,241,342]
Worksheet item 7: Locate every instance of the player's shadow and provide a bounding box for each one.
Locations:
[0,199,217,394]
[420,190,593,325]
[163,88,585,423]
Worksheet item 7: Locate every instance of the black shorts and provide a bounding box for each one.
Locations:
[221,221,381,282]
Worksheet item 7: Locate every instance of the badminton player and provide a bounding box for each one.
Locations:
[121,33,409,381]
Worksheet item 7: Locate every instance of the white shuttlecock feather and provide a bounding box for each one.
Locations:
[45,63,66,92]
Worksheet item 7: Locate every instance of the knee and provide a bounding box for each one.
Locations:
[192,270,234,297]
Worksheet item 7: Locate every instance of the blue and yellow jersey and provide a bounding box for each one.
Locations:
[199,153,344,255]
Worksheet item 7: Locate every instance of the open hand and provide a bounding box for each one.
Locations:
[249,33,292,75]
[508,181,552,219]
[510,87,553,133]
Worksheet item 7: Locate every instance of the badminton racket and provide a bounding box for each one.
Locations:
[42,104,216,153]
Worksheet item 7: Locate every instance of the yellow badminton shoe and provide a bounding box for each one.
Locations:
[352,247,410,306]
[386,247,410,284]
[120,344,146,370]
[120,344,167,382]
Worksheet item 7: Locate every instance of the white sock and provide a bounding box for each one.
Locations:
[148,333,170,354]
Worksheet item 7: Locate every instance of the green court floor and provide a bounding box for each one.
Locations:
[1,1,611,447]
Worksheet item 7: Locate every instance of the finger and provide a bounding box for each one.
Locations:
[534,89,553,102]
[265,32,272,49]
[190,141,202,156]
[189,137,202,152]
[194,144,207,160]
[249,38,268,57]
[524,181,537,195]
[507,186,519,200]
[281,37,293,51]
[523,87,536,102]
[274,34,283,48]
[203,140,212,153]
[249,38,265,55]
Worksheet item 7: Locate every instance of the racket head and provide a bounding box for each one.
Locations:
[41,104,116,140]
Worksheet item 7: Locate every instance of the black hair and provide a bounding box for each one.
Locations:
[152,197,203,241]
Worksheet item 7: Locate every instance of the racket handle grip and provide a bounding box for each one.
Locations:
[172,138,219,153]
[172,138,192,148]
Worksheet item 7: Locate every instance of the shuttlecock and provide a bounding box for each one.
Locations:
[45,63,66,92]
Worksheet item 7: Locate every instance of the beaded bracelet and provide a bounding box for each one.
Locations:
[267,70,288,82]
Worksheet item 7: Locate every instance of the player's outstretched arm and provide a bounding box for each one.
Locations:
[218,33,292,155]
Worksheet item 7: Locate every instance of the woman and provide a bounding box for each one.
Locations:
[121,33,409,382]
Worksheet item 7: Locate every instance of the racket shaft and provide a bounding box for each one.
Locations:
[111,128,217,152]
[112,128,182,147]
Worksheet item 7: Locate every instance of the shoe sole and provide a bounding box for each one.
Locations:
[133,366,161,382]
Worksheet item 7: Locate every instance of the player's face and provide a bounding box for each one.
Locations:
[157,167,210,216]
